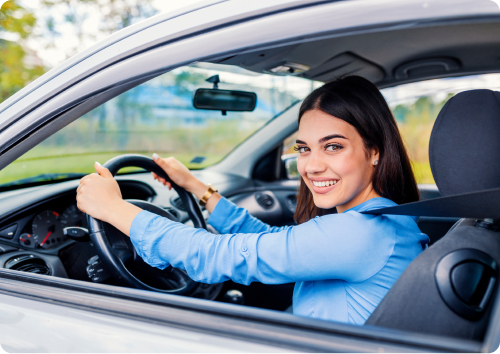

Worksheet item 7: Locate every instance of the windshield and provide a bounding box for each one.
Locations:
[0,63,319,186]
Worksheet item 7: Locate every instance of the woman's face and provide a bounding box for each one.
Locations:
[296,109,380,213]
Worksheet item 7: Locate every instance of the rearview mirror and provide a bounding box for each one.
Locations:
[193,88,257,115]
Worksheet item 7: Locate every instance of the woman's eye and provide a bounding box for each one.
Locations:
[294,146,309,153]
[325,144,343,152]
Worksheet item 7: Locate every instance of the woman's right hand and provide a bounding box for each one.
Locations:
[151,154,208,200]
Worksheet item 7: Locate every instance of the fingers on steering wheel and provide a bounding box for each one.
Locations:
[151,172,172,189]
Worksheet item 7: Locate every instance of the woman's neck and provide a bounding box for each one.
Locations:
[336,186,381,213]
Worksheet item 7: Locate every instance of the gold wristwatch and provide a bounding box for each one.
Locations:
[199,184,217,206]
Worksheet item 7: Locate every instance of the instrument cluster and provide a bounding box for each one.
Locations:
[19,203,87,250]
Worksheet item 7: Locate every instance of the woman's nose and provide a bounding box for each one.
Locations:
[304,150,327,174]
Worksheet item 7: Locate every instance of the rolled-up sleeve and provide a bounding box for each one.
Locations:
[130,210,171,270]
[209,198,288,234]
[129,198,395,285]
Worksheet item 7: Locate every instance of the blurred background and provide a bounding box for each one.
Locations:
[1,0,500,187]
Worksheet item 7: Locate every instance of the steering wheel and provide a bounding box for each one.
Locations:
[86,154,207,295]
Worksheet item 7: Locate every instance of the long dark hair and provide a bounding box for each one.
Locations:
[294,76,419,224]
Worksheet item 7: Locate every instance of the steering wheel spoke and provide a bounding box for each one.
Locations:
[112,246,134,265]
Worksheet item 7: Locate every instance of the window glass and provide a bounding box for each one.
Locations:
[383,73,500,185]
[1,63,320,186]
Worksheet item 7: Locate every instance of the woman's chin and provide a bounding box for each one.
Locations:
[312,195,340,210]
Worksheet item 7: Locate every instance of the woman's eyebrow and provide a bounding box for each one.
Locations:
[319,134,347,143]
[296,135,347,145]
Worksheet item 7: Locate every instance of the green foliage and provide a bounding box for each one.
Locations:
[0,1,45,102]
[0,1,36,39]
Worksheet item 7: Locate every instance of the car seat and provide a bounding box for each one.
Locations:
[364,90,500,341]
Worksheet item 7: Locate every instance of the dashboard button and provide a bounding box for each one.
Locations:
[0,225,17,239]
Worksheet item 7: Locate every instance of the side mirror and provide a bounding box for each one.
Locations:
[282,154,299,180]
[193,88,257,115]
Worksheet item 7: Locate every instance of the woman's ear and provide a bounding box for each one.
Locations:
[371,148,380,166]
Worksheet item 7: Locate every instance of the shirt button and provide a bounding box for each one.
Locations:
[241,246,248,252]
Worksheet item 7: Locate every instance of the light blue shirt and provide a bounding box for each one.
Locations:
[130,197,429,325]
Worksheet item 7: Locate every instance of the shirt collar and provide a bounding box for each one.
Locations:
[343,197,397,213]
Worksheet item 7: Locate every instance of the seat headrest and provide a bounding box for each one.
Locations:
[430,89,500,196]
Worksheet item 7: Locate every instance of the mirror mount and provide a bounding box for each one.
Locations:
[206,75,225,114]
[206,75,220,89]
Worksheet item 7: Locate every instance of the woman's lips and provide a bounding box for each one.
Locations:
[308,178,339,195]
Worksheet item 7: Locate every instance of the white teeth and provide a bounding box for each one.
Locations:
[312,180,337,187]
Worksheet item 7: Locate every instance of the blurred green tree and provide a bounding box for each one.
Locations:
[0,1,45,102]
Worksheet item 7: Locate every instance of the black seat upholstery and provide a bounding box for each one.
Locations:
[366,218,500,340]
[365,90,500,340]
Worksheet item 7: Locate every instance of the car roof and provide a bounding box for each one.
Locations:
[215,5,500,88]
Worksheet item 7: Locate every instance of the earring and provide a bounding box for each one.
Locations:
[373,160,379,166]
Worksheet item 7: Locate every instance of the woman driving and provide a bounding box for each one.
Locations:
[77,75,429,325]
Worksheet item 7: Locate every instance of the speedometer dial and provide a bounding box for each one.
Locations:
[31,210,65,249]
[61,204,87,229]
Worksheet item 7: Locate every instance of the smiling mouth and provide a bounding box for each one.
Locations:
[311,180,338,187]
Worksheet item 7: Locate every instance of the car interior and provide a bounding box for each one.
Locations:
[0,12,500,349]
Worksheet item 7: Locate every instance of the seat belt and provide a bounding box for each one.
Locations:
[361,187,500,219]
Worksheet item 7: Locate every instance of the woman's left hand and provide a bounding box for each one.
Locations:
[76,163,124,223]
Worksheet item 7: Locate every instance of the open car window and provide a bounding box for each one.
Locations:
[0,63,320,187]
[382,73,500,185]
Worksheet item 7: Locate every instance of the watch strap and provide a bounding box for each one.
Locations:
[199,184,217,206]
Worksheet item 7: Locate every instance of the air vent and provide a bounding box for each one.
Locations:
[170,196,186,211]
[255,193,275,209]
[5,255,51,275]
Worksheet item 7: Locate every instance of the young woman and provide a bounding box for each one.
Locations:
[77,75,429,325]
